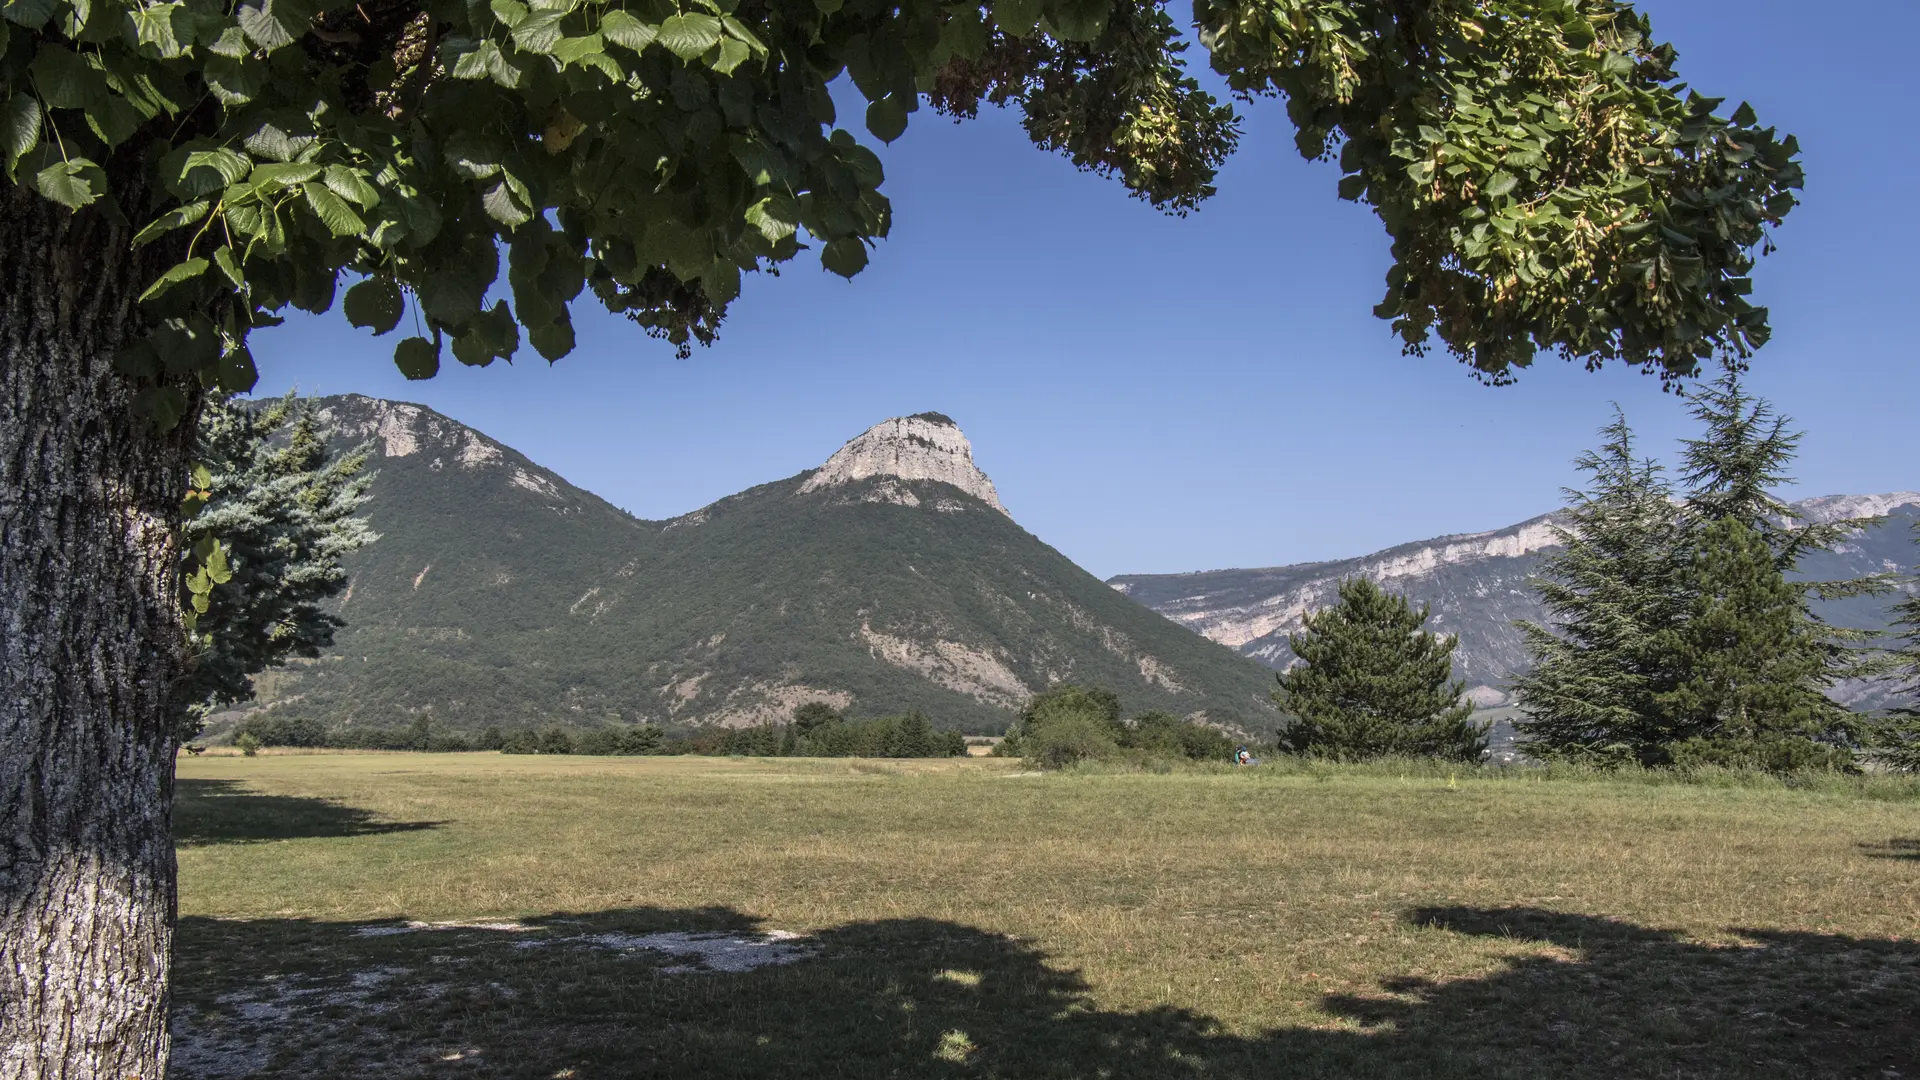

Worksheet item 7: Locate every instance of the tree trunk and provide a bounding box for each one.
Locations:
[0,183,197,1078]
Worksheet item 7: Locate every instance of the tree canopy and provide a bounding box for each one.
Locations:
[3,0,1801,426]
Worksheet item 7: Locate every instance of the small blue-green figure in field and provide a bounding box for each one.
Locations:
[1236,746,1255,767]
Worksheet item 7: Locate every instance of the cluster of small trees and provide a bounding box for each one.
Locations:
[1513,370,1913,772]
[1000,685,1237,769]
[232,714,476,752]
[232,703,968,758]
[491,706,966,758]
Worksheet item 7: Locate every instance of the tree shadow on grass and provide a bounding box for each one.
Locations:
[1859,838,1920,861]
[173,779,445,846]
[169,903,1920,1080]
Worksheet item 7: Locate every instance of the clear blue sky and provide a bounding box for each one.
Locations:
[249,0,1917,579]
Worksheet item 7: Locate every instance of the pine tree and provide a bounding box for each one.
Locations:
[1518,371,1887,767]
[1513,411,1688,763]
[1274,577,1482,761]
[1865,524,1920,772]
[1674,367,1887,752]
[179,395,377,737]
[1679,366,1887,590]
[1652,516,1850,767]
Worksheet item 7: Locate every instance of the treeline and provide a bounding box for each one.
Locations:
[1001,685,1238,769]
[229,703,966,759]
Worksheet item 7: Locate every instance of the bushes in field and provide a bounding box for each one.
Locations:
[1002,685,1237,769]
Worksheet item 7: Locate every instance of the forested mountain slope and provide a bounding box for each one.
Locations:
[238,399,1277,736]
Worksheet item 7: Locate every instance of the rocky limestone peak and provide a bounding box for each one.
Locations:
[797,414,1009,515]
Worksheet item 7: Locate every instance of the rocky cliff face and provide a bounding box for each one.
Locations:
[1112,495,1920,709]
[797,414,1009,516]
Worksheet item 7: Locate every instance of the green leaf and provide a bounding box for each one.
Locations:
[244,122,313,163]
[30,159,100,209]
[2,0,61,30]
[323,164,380,207]
[216,342,258,392]
[134,385,188,431]
[655,12,720,60]
[249,161,323,187]
[393,335,440,379]
[551,32,607,69]
[211,244,243,288]
[84,94,143,147]
[204,55,264,104]
[139,256,209,301]
[994,0,1041,36]
[510,9,566,53]
[820,237,867,278]
[718,15,762,51]
[1485,171,1518,198]
[125,2,187,56]
[181,147,252,193]
[31,43,106,108]
[452,39,522,85]
[528,316,574,360]
[236,0,302,51]
[1336,173,1365,202]
[706,36,748,73]
[2,94,40,180]
[1048,0,1108,42]
[865,97,907,143]
[744,195,797,242]
[600,9,655,52]
[343,277,404,333]
[482,179,532,228]
[303,182,365,237]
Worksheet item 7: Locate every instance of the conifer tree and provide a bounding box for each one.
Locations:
[1673,368,1886,750]
[1652,516,1849,767]
[1678,367,1886,596]
[1866,524,1920,772]
[180,394,376,737]
[1513,410,1686,763]
[1518,371,1887,767]
[1275,577,1482,761]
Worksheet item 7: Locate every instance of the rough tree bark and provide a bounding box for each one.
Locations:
[0,181,198,1079]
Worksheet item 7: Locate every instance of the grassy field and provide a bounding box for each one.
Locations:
[172,753,1920,1079]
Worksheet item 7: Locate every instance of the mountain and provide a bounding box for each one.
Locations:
[236,399,1278,737]
[1109,495,1920,709]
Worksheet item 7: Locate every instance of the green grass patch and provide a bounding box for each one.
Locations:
[173,753,1920,1078]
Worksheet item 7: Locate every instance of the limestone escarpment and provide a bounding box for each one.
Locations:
[797,415,1008,515]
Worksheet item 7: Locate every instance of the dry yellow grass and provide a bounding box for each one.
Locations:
[171,753,1920,1078]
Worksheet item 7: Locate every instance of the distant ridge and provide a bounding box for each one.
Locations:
[1111,496,1920,709]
